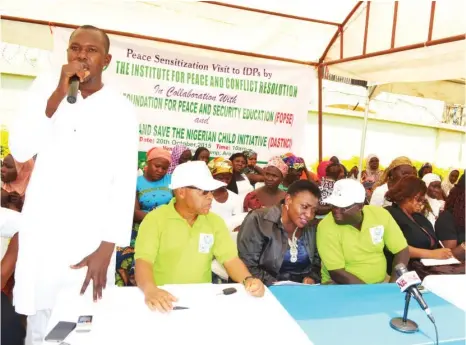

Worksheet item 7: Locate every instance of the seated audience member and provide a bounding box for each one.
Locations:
[134,161,265,311]
[1,154,34,210]
[1,207,25,345]
[167,145,192,174]
[317,163,346,218]
[116,147,173,287]
[436,173,465,261]
[192,147,210,164]
[317,161,331,181]
[348,166,359,180]
[418,162,433,179]
[208,157,242,222]
[1,154,34,298]
[317,179,409,284]
[422,173,444,226]
[227,152,254,203]
[385,176,464,279]
[242,149,265,185]
[441,168,460,197]
[370,156,413,207]
[361,154,382,193]
[330,156,348,176]
[238,180,321,286]
[280,153,309,191]
[243,156,288,212]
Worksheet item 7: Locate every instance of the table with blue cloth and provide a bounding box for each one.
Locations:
[270,283,465,345]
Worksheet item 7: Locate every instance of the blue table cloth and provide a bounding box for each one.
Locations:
[270,283,465,345]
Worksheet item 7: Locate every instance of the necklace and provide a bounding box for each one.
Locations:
[288,227,299,263]
[281,215,299,263]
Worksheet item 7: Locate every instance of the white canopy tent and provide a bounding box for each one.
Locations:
[1,0,465,161]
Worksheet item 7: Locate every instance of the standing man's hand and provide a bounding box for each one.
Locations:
[71,241,114,301]
[46,61,91,118]
[244,277,265,297]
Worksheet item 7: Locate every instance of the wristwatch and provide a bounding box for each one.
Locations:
[242,276,254,285]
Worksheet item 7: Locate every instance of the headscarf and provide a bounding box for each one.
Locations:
[243,149,257,159]
[441,168,459,197]
[317,161,331,180]
[2,157,35,196]
[422,173,444,224]
[373,156,412,189]
[167,145,190,174]
[364,154,382,183]
[146,147,172,164]
[208,157,232,176]
[422,173,441,188]
[281,153,305,170]
[418,162,432,178]
[265,156,288,178]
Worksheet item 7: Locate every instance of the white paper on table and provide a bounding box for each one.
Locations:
[273,281,321,286]
[421,257,461,266]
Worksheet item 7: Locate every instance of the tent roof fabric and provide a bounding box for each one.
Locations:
[0,0,465,82]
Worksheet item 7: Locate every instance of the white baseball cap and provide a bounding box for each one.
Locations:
[321,179,366,208]
[169,161,226,191]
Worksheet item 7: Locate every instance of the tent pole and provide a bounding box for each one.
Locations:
[357,86,376,179]
[318,66,323,163]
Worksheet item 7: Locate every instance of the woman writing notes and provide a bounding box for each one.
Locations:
[385,176,464,279]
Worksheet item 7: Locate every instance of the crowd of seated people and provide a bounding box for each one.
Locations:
[1,146,465,313]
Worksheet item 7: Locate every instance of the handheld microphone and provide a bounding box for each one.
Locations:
[67,75,80,104]
[395,263,435,324]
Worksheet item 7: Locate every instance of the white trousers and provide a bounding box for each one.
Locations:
[26,309,52,345]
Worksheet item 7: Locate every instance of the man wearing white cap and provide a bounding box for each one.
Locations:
[317,179,409,285]
[134,161,265,311]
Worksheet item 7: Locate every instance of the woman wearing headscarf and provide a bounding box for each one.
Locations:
[317,161,331,181]
[418,162,433,179]
[243,156,288,212]
[361,154,383,191]
[192,147,210,164]
[280,153,311,191]
[167,144,192,174]
[422,173,444,226]
[370,156,414,207]
[227,152,254,205]
[441,168,460,197]
[1,154,35,210]
[116,147,173,287]
[209,157,242,221]
[436,173,465,261]
[242,149,265,185]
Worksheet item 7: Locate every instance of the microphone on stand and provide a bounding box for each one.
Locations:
[389,263,436,334]
[67,76,80,104]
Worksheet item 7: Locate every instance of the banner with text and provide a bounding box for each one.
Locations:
[54,28,315,161]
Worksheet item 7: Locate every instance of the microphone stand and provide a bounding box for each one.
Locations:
[390,292,419,333]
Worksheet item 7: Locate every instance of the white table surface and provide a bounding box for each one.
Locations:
[42,283,313,345]
[422,274,466,311]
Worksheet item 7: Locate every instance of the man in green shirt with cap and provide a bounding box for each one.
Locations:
[135,161,264,312]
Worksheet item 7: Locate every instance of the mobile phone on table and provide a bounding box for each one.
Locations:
[76,315,93,333]
[44,321,76,342]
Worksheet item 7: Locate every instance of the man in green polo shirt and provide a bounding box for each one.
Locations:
[317,179,409,284]
[135,161,265,312]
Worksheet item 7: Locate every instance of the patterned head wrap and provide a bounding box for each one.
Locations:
[208,157,233,176]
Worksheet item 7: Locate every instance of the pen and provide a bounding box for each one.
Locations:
[173,306,189,310]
